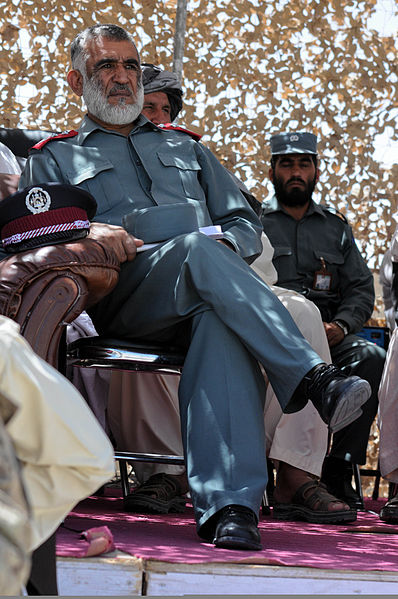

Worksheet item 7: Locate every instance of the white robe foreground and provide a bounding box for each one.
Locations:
[0,316,115,551]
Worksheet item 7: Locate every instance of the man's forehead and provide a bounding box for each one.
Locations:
[144,91,170,104]
[86,37,139,62]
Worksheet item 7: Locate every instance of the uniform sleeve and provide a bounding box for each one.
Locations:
[331,228,375,333]
[0,316,115,551]
[195,143,263,263]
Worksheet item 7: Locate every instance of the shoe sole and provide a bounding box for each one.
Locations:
[329,378,371,433]
[380,515,398,524]
[380,509,398,524]
[123,496,186,514]
[273,504,357,524]
[214,535,262,551]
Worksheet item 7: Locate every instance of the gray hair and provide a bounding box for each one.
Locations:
[71,24,139,76]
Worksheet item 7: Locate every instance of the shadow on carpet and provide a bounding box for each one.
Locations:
[57,491,398,571]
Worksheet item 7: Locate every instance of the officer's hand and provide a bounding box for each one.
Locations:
[323,322,345,347]
[0,173,20,200]
[217,239,235,251]
[88,222,144,262]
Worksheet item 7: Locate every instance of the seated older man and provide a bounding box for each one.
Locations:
[19,25,370,550]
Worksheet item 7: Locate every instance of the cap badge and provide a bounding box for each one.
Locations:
[25,187,52,214]
[289,134,299,142]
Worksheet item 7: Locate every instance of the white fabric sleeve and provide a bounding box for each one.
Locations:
[250,232,278,286]
[0,142,22,175]
[0,316,115,551]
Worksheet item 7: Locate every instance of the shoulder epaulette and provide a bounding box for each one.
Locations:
[32,130,79,150]
[319,204,348,224]
[158,123,202,142]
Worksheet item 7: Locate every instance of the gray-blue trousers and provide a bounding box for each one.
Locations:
[90,232,322,531]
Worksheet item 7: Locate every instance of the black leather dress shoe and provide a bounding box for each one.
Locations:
[212,505,262,551]
[297,364,371,433]
[380,493,398,523]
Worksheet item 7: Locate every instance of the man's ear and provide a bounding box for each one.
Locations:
[315,167,320,184]
[268,167,274,183]
[67,69,84,96]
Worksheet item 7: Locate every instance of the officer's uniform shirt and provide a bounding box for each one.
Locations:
[19,115,263,264]
[261,196,375,333]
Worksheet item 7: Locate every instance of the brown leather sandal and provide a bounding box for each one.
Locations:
[123,472,186,514]
[272,479,357,523]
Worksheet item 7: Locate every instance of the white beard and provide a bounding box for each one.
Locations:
[82,75,144,125]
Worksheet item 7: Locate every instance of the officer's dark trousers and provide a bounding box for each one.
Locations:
[329,334,386,464]
[90,232,323,532]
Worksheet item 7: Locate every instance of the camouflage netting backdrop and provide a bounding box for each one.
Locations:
[0,0,396,494]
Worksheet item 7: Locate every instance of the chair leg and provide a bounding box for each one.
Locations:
[352,463,364,504]
[261,459,275,515]
[261,491,271,515]
[118,460,130,499]
[372,468,381,500]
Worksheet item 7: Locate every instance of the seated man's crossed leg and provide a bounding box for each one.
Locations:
[90,232,370,550]
[107,269,356,525]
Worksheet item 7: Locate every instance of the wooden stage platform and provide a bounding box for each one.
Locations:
[55,491,398,596]
[57,550,398,595]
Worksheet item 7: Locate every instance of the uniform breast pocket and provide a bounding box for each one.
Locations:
[66,158,125,216]
[156,151,204,201]
[313,250,344,271]
[272,245,297,280]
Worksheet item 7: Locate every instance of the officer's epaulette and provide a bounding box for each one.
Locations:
[260,199,277,215]
[32,130,79,150]
[319,204,348,224]
[158,123,202,142]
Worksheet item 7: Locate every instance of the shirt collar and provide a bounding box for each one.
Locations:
[76,114,157,143]
[262,195,326,219]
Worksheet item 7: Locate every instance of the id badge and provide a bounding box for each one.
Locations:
[313,257,332,291]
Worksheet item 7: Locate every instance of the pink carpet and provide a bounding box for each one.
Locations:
[57,492,398,571]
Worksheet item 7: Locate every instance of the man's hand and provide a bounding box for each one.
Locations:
[88,222,144,262]
[0,173,20,200]
[323,321,345,347]
[217,238,235,251]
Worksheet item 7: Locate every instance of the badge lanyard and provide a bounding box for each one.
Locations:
[313,257,332,291]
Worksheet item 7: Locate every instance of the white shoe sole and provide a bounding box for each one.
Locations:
[329,378,371,433]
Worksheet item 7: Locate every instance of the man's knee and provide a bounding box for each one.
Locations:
[278,291,322,325]
[331,335,386,386]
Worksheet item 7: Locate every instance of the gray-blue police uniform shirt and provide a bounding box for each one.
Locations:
[18,115,263,264]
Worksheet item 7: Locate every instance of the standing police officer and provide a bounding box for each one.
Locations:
[261,132,386,509]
